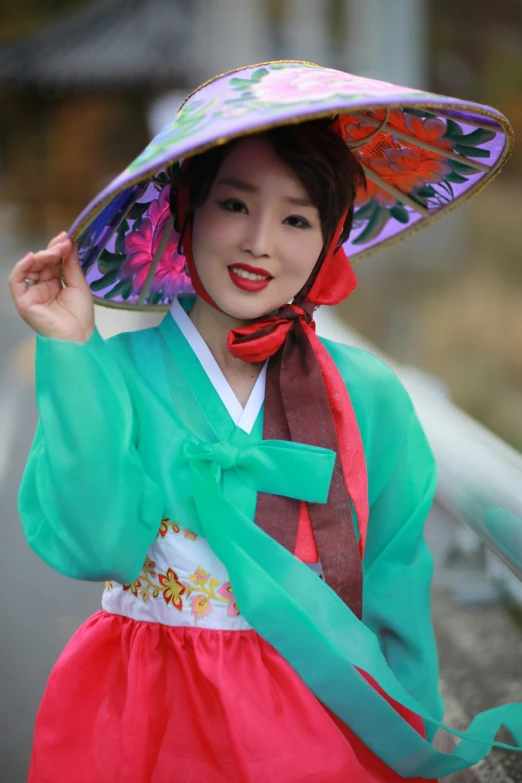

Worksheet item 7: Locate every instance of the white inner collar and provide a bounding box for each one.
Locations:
[170,297,266,435]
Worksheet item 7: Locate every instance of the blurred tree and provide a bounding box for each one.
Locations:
[0,0,191,234]
[431,0,522,174]
[0,0,89,40]
[327,0,346,51]
[265,0,286,24]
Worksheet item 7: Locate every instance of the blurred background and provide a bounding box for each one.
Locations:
[0,1,521,781]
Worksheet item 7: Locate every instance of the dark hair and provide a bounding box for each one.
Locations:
[167,118,366,261]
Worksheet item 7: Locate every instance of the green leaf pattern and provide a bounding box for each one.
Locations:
[83,62,501,299]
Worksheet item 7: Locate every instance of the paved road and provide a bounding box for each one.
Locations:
[1,256,103,781]
[435,591,522,782]
[0,246,160,780]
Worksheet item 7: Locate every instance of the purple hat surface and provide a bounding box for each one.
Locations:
[69,60,514,311]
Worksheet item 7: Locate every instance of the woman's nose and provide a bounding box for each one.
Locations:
[241,215,273,258]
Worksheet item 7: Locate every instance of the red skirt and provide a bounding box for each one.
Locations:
[29,611,430,782]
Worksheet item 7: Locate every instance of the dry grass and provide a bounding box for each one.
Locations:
[340,179,522,452]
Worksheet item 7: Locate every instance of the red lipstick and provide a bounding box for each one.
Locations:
[228,263,273,293]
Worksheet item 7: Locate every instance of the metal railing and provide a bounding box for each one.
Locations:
[315,306,522,605]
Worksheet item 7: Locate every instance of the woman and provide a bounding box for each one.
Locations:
[9,62,521,781]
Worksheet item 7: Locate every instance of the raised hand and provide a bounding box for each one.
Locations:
[9,232,95,344]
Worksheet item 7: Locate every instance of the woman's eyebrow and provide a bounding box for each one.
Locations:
[216,177,313,207]
[216,176,257,192]
[284,195,313,207]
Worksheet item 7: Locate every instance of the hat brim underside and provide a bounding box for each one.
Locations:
[69,61,514,311]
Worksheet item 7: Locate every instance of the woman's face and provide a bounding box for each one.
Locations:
[191,136,324,321]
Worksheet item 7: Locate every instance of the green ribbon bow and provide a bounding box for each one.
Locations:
[183,435,336,505]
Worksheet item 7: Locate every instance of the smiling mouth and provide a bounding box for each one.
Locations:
[228,264,273,281]
[227,263,273,292]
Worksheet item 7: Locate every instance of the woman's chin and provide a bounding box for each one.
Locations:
[210,287,287,323]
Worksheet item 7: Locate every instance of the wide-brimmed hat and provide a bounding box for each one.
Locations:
[69,60,514,311]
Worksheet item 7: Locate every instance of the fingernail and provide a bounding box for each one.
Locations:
[22,252,33,262]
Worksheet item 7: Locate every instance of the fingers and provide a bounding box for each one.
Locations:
[9,233,71,301]
[8,252,35,301]
[30,240,71,271]
[23,232,71,272]
[47,231,68,249]
[12,244,67,281]
[9,231,90,316]
[61,240,89,291]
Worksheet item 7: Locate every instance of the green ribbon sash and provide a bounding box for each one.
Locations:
[181,432,522,779]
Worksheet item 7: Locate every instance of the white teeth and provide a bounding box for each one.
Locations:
[230,267,269,281]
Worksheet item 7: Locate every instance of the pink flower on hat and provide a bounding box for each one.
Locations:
[251,66,419,105]
[120,187,192,299]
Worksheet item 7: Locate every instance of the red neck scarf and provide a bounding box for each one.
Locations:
[177,188,368,618]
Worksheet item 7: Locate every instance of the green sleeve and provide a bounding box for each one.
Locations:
[362,403,444,736]
[18,328,164,583]
[321,338,444,735]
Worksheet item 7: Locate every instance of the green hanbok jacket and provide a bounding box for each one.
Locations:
[20,297,460,777]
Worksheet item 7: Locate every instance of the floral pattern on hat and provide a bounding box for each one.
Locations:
[71,61,509,309]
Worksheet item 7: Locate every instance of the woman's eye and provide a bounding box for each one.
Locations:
[218,199,247,213]
[284,215,312,229]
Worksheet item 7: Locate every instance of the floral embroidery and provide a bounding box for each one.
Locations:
[157,517,197,539]
[189,594,212,622]
[125,98,219,174]
[226,64,425,111]
[123,578,142,598]
[90,188,191,304]
[117,519,235,619]
[182,569,241,623]
[344,108,495,245]
[184,529,197,541]
[247,66,419,105]
[158,517,181,538]
[143,557,157,577]
[158,568,186,610]
[367,146,452,193]
[120,550,241,623]
[80,61,502,305]
[120,188,190,298]
[352,111,454,196]
[190,566,211,584]
[217,581,241,618]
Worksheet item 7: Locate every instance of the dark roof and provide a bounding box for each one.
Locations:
[0,0,194,89]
